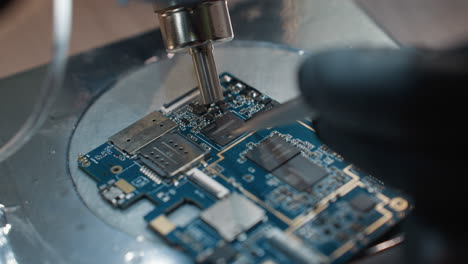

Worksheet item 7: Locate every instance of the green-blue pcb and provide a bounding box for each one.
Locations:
[78,73,412,264]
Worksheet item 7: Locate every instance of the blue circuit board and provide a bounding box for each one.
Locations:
[78,73,412,264]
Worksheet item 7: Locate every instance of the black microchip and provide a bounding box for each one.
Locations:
[349,193,377,213]
[262,97,272,105]
[215,101,229,111]
[180,118,190,125]
[190,103,207,116]
[204,113,214,122]
[272,155,328,192]
[202,112,244,147]
[203,244,238,264]
[245,135,300,172]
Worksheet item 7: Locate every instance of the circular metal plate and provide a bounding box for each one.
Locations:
[68,41,306,241]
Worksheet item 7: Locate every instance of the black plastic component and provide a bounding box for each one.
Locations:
[203,244,238,264]
[190,103,207,116]
[180,118,190,125]
[202,111,244,147]
[245,135,300,172]
[350,193,377,213]
[204,114,214,122]
[272,155,328,191]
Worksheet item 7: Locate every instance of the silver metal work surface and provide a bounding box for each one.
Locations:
[0,1,396,263]
[69,42,305,245]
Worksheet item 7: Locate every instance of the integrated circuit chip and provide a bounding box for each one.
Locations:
[138,131,208,177]
[245,135,300,172]
[201,244,238,264]
[349,192,377,213]
[200,193,265,241]
[189,103,208,116]
[272,155,328,192]
[202,111,244,147]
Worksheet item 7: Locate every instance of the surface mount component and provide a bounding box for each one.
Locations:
[190,102,208,116]
[245,134,300,172]
[201,111,244,146]
[109,111,177,154]
[139,131,208,177]
[200,193,265,242]
[79,73,412,264]
[187,168,230,199]
[99,179,136,208]
[201,243,238,264]
[267,228,327,264]
[350,192,377,213]
[272,155,329,192]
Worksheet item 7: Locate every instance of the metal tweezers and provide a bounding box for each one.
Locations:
[232,97,318,135]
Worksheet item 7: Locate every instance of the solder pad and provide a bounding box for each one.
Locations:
[78,73,412,264]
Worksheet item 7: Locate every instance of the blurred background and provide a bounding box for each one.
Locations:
[3,0,468,79]
[1,1,468,263]
[0,0,157,78]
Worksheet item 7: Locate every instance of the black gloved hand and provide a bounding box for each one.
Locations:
[299,47,468,264]
[0,0,13,10]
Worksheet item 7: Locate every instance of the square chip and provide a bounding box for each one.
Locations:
[202,112,244,147]
[200,193,265,242]
[202,244,238,264]
[245,135,300,172]
[349,192,377,213]
[272,155,328,192]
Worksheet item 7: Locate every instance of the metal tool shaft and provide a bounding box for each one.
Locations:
[155,0,233,105]
[190,43,223,104]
